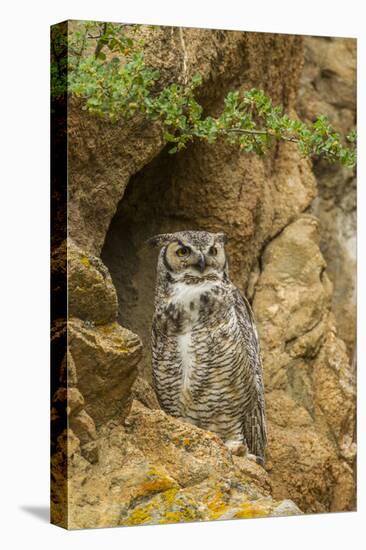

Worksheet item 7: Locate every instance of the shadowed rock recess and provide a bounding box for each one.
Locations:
[51,26,356,529]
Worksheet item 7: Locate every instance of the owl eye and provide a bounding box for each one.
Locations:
[176,246,191,257]
[209,246,217,256]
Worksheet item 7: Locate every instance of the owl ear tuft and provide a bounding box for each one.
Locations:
[146,233,177,249]
[215,232,227,245]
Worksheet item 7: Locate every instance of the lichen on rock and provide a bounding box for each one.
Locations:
[65,400,301,529]
[68,239,118,325]
[68,318,143,427]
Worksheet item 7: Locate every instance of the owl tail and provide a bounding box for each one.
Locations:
[243,405,267,465]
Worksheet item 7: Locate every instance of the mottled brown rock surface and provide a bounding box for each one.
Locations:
[298,36,357,359]
[52,25,357,529]
[68,239,118,325]
[253,215,356,512]
[64,400,301,529]
[68,319,143,427]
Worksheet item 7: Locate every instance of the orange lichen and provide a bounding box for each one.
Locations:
[124,507,152,526]
[204,490,230,519]
[132,467,178,501]
[233,502,271,519]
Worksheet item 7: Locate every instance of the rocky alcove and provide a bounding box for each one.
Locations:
[100,140,271,378]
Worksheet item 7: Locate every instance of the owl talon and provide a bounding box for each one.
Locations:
[225,440,246,456]
[246,452,259,463]
[225,441,262,464]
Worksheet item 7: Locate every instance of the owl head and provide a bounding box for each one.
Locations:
[148,230,228,277]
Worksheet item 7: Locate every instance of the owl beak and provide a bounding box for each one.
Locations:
[196,254,206,273]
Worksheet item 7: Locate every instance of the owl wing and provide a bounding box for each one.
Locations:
[151,310,181,416]
[233,288,267,464]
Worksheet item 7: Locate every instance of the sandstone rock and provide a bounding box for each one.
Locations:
[272,499,302,517]
[68,239,118,325]
[298,36,357,359]
[130,376,161,410]
[66,400,301,529]
[124,400,243,488]
[68,402,99,464]
[312,331,356,463]
[51,426,92,528]
[52,387,85,416]
[254,215,330,357]
[52,375,100,465]
[80,441,99,465]
[253,215,356,512]
[51,239,67,320]
[59,349,78,387]
[298,37,356,134]
[57,428,81,458]
[68,318,143,427]
[69,409,97,445]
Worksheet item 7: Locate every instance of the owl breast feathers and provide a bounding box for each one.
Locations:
[148,230,267,464]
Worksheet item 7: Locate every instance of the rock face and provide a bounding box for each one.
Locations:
[298,37,357,360]
[51,24,356,529]
[253,215,356,512]
[65,399,301,529]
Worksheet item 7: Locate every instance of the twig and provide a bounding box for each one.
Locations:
[94,23,108,58]
[222,127,299,143]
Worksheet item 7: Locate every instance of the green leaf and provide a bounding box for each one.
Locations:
[65,21,357,168]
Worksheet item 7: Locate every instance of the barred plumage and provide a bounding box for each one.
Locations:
[148,230,267,464]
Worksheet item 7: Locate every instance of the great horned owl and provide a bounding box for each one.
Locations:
[148,230,267,464]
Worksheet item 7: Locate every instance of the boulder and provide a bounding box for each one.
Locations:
[68,239,118,325]
[68,318,143,427]
[66,400,301,529]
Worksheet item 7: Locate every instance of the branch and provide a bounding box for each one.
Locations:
[94,23,108,58]
[66,21,356,167]
[222,127,299,143]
